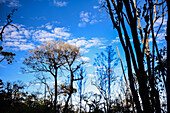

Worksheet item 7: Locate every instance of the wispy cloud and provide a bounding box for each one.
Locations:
[93,5,99,9]
[67,37,103,48]
[0,0,22,7]
[1,21,106,52]
[154,18,167,28]
[32,27,71,41]
[78,11,102,27]
[0,64,6,68]
[80,56,90,62]
[67,37,105,54]
[53,0,68,7]
[31,16,46,20]
[1,22,71,51]
[2,24,34,51]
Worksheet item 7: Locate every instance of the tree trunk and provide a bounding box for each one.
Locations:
[63,71,74,113]
[54,70,58,113]
[166,0,170,112]
[80,80,82,113]
[108,48,111,112]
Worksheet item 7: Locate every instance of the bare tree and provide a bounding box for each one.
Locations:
[23,40,69,113]
[61,43,85,113]
[93,45,118,112]
[166,0,170,112]
[76,67,87,113]
[0,9,18,64]
[103,0,167,112]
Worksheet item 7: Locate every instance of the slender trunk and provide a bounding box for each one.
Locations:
[64,71,74,113]
[108,49,111,112]
[44,79,47,102]
[149,1,161,112]
[54,70,58,113]
[120,14,143,112]
[80,80,82,113]
[123,0,151,112]
[166,0,170,112]
[117,46,134,108]
[125,47,142,113]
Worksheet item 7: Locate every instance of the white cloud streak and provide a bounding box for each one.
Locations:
[53,0,68,7]
[0,0,22,7]
[1,23,71,51]
[67,37,103,49]
[78,11,102,27]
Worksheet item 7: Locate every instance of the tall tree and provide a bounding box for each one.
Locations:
[103,0,167,112]
[76,67,87,113]
[93,45,118,112]
[61,43,85,113]
[23,40,67,113]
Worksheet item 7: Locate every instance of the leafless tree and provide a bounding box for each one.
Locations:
[103,0,167,112]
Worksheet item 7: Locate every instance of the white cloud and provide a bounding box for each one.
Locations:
[85,38,103,48]
[1,24,35,51]
[93,5,99,9]
[80,11,90,21]
[90,19,102,24]
[154,18,167,28]
[78,11,102,27]
[78,22,86,27]
[99,46,106,49]
[80,48,89,53]
[76,40,87,47]
[52,27,71,38]
[3,41,35,51]
[1,22,106,53]
[1,23,71,51]
[31,16,46,20]
[46,24,53,30]
[68,39,88,47]
[33,30,55,41]
[80,56,90,62]
[0,0,22,7]
[67,37,103,49]
[116,37,119,39]
[112,39,120,43]
[53,0,68,7]
[8,0,21,7]
[78,11,91,27]
[32,27,71,41]
[149,38,153,42]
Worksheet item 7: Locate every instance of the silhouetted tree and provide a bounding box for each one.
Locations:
[23,40,70,113]
[103,0,167,112]
[166,0,170,112]
[23,40,85,113]
[61,43,85,113]
[0,9,18,64]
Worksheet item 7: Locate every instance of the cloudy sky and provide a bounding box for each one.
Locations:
[0,0,123,92]
[0,0,167,93]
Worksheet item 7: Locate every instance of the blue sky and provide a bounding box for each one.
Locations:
[0,0,124,93]
[0,0,167,95]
